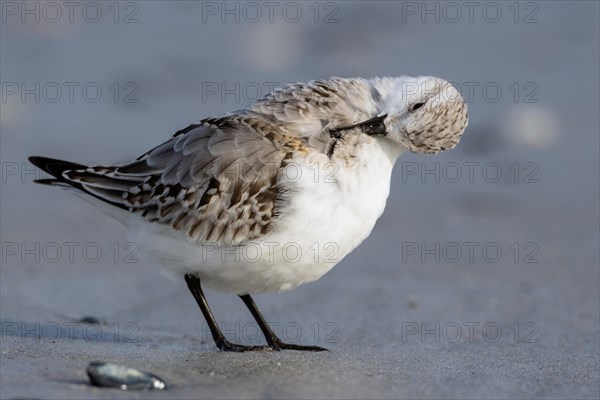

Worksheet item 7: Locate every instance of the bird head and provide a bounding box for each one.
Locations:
[374,76,468,154]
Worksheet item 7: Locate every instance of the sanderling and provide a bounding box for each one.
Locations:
[29,76,468,352]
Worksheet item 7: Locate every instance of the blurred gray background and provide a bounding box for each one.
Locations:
[1,1,598,399]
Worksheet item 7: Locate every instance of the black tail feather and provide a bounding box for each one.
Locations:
[28,156,87,181]
[28,156,130,211]
[32,178,62,186]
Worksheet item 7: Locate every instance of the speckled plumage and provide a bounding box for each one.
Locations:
[30,76,468,294]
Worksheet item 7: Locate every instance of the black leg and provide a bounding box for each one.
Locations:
[184,273,274,352]
[239,294,329,352]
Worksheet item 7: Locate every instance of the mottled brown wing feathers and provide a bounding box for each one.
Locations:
[113,118,290,244]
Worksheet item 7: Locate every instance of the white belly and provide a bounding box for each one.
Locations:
[128,137,403,294]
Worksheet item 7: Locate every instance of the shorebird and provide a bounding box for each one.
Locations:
[29,76,468,352]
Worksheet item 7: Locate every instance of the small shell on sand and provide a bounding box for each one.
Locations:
[86,362,166,390]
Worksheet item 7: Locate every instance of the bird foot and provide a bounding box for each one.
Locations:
[216,341,277,352]
[269,339,329,352]
[216,340,328,352]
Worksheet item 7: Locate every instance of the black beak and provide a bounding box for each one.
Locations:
[329,114,388,139]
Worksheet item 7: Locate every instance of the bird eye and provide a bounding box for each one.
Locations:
[410,102,426,112]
